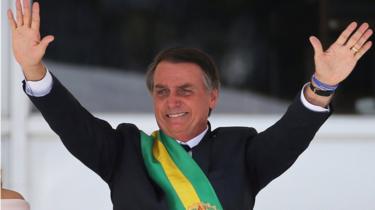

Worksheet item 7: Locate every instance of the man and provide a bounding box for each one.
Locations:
[7,0,373,209]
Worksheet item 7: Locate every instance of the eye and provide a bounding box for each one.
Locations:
[156,89,168,97]
[179,88,193,96]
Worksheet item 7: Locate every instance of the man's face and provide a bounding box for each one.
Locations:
[152,61,218,141]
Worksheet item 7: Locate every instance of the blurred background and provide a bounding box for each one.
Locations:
[1,0,375,209]
[36,0,375,114]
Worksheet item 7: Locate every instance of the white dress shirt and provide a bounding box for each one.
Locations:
[176,127,208,148]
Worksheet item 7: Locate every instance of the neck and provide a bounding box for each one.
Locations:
[175,126,208,142]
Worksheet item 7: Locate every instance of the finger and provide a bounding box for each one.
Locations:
[354,41,372,60]
[39,35,55,49]
[31,2,40,31]
[23,0,31,27]
[352,29,373,50]
[7,9,17,31]
[309,36,324,55]
[335,22,357,45]
[16,0,24,27]
[345,22,369,48]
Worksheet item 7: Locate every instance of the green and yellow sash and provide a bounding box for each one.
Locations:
[140,130,223,210]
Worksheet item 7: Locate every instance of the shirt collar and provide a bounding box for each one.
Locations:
[176,126,208,149]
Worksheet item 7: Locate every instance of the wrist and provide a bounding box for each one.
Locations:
[304,83,333,107]
[22,63,46,81]
[313,73,339,87]
[311,74,339,91]
[309,81,335,97]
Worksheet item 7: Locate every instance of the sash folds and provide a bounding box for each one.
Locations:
[140,130,223,210]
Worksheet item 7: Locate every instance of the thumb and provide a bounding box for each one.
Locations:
[40,35,54,49]
[309,36,323,56]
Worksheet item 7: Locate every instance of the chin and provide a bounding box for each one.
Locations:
[165,127,187,138]
[168,127,186,135]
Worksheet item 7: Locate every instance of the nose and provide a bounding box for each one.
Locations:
[166,94,181,109]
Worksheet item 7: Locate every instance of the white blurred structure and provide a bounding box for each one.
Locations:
[1,0,30,200]
[2,0,375,209]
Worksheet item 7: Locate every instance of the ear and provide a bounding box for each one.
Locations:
[209,89,219,109]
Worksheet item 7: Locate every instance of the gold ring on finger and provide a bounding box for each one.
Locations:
[351,46,359,53]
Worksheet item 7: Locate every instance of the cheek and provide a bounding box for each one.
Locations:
[153,99,163,114]
[190,98,211,113]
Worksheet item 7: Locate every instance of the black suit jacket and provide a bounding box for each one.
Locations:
[26,75,331,210]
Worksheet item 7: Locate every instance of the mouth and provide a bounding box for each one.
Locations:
[166,112,188,118]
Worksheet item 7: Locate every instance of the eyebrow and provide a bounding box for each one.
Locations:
[154,83,194,89]
[154,84,167,89]
[178,84,194,89]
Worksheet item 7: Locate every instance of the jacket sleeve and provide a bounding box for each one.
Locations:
[24,74,126,183]
[246,92,331,194]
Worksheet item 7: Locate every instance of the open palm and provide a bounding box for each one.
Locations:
[7,0,54,70]
[310,22,372,85]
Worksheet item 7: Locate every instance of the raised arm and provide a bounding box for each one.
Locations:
[248,22,372,193]
[305,22,372,107]
[7,0,126,183]
[7,0,54,81]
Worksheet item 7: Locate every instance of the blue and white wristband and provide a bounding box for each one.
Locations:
[311,74,339,91]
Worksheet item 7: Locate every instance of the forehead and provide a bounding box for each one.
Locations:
[153,61,206,87]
